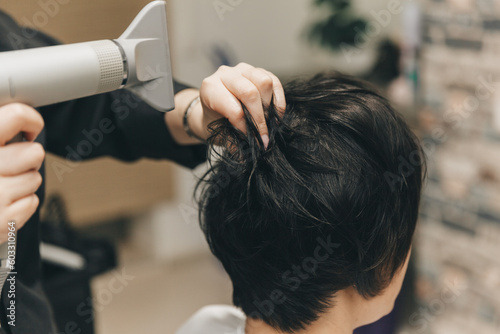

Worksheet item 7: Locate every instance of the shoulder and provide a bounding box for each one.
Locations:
[175,305,246,334]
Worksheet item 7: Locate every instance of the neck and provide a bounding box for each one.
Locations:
[245,290,359,334]
[245,319,353,334]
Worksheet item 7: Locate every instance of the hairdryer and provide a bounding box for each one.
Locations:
[0,0,174,111]
[0,0,175,296]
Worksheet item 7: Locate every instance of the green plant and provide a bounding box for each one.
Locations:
[309,0,367,50]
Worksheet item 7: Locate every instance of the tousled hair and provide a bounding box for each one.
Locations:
[196,72,425,332]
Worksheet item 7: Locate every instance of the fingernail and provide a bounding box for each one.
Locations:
[262,134,269,150]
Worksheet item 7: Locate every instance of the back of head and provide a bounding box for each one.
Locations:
[197,72,425,332]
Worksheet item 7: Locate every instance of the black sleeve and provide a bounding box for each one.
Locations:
[0,10,207,169]
[39,85,207,169]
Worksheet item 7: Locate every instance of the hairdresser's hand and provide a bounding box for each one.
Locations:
[0,104,45,243]
[166,63,286,147]
[199,63,286,149]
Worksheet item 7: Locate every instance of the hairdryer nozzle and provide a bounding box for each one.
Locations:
[116,0,175,112]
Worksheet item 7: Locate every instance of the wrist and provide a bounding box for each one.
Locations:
[165,89,204,145]
[189,99,208,141]
[183,96,206,143]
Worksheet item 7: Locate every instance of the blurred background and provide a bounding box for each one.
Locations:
[1,0,499,333]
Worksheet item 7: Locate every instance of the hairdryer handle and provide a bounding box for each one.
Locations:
[6,133,24,144]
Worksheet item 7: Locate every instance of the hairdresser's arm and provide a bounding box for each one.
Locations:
[39,81,208,169]
[166,63,286,147]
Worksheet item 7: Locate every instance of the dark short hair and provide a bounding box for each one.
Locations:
[196,72,425,332]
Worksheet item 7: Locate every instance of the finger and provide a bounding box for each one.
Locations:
[3,194,39,231]
[220,72,269,146]
[0,171,42,205]
[0,142,45,175]
[235,63,274,107]
[201,77,247,134]
[260,69,286,115]
[0,103,44,145]
[241,68,274,108]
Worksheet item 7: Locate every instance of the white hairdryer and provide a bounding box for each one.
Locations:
[0,0,175,295]
[0,0,175,111]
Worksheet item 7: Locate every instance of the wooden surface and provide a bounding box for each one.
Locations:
[43,155,176,226]
[0,0,153,43]
[0,0,177,226]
